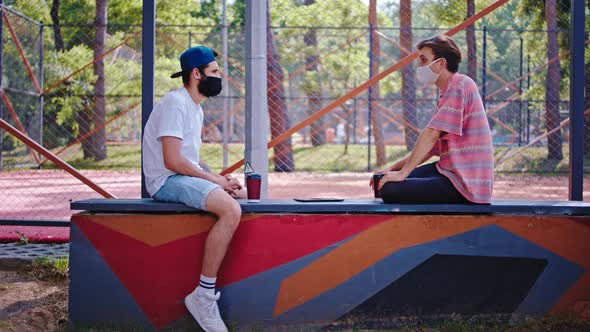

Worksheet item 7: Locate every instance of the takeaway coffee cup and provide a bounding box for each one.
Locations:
[246,174,261,201]
[373,173,385,199]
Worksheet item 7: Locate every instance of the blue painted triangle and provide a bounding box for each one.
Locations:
[69,224,152,329]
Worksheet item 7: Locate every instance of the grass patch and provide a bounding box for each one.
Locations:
[286,144,408,172]
[1,143,141,170]
[494,144,571,173]
[4,140,588,174]
[507,315,590,332]
[327,314,590,331]
[24,256,69,283]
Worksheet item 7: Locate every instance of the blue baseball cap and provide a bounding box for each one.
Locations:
[170,46,218,78]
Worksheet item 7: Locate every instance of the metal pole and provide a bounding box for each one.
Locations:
[527,54,531,143]
[569,0,584,201]
[245,0,268,198]
[188,31,192,48]
[38,21,44,166]
[518,35,523,146]
[367,24,373,172]
[141,0,156,198]
[353,97,357,144]
[0,0,4,172]
[222,0,229,168]
[482,26,487,110]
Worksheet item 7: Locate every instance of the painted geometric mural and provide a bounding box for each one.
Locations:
[69,213,590,330]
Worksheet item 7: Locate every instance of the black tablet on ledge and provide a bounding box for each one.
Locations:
[293,198,344,202]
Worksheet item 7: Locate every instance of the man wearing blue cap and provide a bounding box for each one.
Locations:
[143,46,242,332]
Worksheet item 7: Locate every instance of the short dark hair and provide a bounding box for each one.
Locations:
[417,35,462,73]
[182,63,210,85]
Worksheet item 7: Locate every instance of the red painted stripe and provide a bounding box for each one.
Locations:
[75,214,392,328]
[217,214,392,286]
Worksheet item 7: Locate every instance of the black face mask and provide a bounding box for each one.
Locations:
[198,75,222,97]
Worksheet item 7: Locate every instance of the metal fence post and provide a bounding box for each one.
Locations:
[141,0,155,198]
[526,54,531,144]
[569,0,584,201]
[518,34,523,146]
[353,97,357,144]
[38,21,44,163]
[222,0,229,169]
[367,24,373,172]
[244,0,268,198]
[482,26,487,110]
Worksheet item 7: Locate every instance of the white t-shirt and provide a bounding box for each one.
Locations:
[142,87,204,196]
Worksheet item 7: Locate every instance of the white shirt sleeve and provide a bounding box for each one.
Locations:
[156,101,185,140]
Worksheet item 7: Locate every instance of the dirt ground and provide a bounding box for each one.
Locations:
[0,268,67,332]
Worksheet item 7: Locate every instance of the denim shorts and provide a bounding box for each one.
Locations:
[152,174,221,211]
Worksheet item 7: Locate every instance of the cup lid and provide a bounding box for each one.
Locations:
[247,173,261,179]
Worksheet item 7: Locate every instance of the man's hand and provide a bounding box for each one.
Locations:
[369,167,389,187]
[212,174,243,196]
[224,175,242,190]
[378,170,408,190]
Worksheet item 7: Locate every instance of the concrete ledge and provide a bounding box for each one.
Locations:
[70,198,590,216]
[69,208,590,330]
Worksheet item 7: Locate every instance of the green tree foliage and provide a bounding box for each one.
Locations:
[43,45,96,148]
[4,0,582,169]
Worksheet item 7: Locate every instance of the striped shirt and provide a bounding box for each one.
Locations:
[426,73,494,204]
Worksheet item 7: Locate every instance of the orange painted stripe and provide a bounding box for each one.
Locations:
[273,215,491,316]
[87,214,260,247]
[89,214,217,247]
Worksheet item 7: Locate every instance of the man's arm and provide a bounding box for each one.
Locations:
[369,142,436,187]
[161,136,238,192]
[387,152,434,172]
[378,128,441,188]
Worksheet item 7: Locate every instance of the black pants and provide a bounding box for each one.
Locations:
[380,163,471,204]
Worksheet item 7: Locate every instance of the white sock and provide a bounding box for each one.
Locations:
[196,274,216,296]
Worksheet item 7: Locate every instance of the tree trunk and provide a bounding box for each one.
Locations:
[303,0,324,146]
[466,0,477,81]
[544,0,563,161]
[400,0,418,151]
[45,0,64,155]
[344,106,351,154]
[369,0,385,166]
[50,0,64,51]
[266,1,294,172]
[91,0,108,161]
[76,100,94,159]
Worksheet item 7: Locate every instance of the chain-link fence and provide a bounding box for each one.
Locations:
[0,0,588,221]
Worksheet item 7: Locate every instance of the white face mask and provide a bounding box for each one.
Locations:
[416,58,442,85]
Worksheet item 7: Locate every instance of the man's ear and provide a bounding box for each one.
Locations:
[440,58,448,71]
[194,68,201,80]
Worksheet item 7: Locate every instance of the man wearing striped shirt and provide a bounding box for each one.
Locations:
[371,35,493,204]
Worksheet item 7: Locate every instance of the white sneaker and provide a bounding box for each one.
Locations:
[185,289,229,332]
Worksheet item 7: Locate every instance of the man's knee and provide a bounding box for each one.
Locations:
[223,198,242,220]
[206,189,242,226]
[381,182,412,203]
